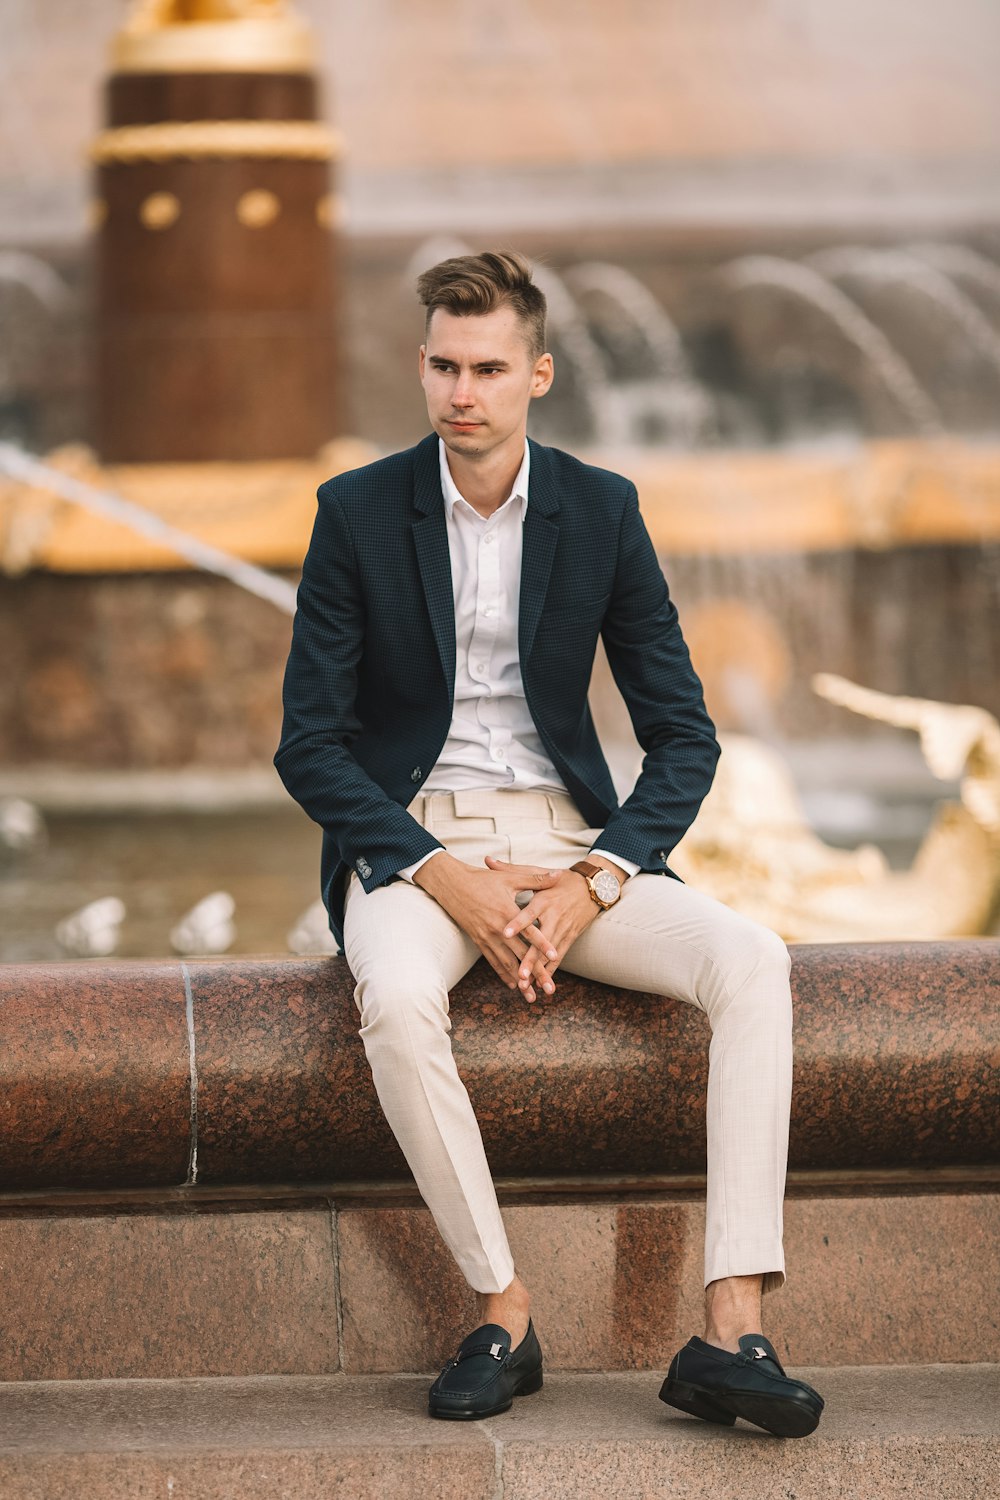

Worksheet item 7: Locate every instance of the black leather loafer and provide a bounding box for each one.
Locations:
[428,1320,543,1420]
[659,1333,824,1438]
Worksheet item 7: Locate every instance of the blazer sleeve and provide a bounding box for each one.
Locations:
[273,483,444,890]
[592,482,721,872]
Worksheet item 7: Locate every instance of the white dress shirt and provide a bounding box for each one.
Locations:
[398,438,638,883]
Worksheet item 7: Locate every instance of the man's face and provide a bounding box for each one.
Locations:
[419,305,553,459]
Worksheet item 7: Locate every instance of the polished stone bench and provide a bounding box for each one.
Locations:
[1,941,996,1194]
[0,941,998,1381]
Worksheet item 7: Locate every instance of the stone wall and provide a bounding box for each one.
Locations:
[3,541,996,770]
[3,1,999,242]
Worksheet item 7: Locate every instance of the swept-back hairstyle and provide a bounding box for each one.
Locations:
[415,250,547,361]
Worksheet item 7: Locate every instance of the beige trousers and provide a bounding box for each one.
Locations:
[343,788,792,1297]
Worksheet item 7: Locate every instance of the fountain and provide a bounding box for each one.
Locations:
[1,24,998,1493]
[0,2,999,957]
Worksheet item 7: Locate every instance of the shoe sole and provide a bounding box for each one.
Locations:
[657,1378,736,1426]
[429,1366,543,1421]
[659,1377,822,1438]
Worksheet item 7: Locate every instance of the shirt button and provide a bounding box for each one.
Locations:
[484,534,495,546]
[492,746,504,761]
[476,663,487,674]
[482,606,493,617]
[410,767,422,783]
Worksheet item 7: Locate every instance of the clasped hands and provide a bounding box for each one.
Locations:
[413,851,620,1002]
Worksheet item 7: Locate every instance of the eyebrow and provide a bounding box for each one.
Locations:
[428,355,511,370]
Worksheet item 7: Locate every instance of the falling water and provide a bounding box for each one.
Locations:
[0,251,69,311]
[0,443,298,614]
[718,254,943,436]
[564,260,693,383]
[906,243,1000,321]
[809,246,1000,383]
[564,260,717,445]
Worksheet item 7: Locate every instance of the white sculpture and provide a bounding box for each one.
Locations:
[170,891,236,955]
[0,796,46,852]
[671,675,1000,942]
[287,898,339,956]
[56,897,126,957]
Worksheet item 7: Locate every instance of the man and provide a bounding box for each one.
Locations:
[275,250,824,1437]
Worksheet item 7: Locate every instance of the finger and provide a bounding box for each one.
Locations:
[531,955,557,997]
[516,917,568,988]
[495,935,544,997]
[483,949,519,990]
[502,907,559,961]
[500,933,546,1002]
[481,937,523,989]
[511,939,557,998]
[484,856,561,887]
[510,948,538,1002]
[504,936,541,997]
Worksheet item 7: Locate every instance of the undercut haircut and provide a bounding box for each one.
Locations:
[416,250,547,362]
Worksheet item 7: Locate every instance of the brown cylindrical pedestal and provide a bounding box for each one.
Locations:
[93,68,339,462]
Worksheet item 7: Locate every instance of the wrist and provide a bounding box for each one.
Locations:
[412,850,462,897]
[570,860,624,912]
[588,856,630,884]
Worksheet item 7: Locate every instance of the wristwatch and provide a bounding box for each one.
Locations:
[570,860,623,911]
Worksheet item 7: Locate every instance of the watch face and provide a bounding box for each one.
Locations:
[592,870,620,905]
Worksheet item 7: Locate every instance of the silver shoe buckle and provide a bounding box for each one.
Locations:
[490,1342,504,1360]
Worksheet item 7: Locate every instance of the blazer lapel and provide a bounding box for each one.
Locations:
[519,438,560,663]
[411,434,456,699]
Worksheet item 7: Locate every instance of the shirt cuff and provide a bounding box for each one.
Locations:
[589,848,641,879]
[397,849,441,884]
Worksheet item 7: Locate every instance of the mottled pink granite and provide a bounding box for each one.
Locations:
[0,943,995,1192]
[0,1207,339,1381]
[0,1367,997,1499]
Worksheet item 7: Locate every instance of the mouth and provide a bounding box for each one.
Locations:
[447,420,481,430]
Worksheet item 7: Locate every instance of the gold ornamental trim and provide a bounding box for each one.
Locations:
[4,439,1000,577]
[113,15,316,75]
[90,119,340,165]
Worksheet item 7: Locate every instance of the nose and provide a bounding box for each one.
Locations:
[451,373,475,408]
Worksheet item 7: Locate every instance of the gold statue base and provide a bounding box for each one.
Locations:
[3,438,1000,575]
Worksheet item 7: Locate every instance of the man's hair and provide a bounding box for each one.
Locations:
[416,250,547,361]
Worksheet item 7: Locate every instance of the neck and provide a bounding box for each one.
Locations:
[443,432,526,519]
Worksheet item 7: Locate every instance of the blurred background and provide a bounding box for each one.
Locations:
[1,0,998,960]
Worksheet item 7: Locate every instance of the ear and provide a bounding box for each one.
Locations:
[418,344,426,378]
[531,351,554,398]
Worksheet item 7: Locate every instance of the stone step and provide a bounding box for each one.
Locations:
[1,1365,996,1499]
[2,1188,998,1381]
[1,1188,997,1381]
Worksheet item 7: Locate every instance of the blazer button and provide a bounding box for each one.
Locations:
[357,857,373,879]
[410,766,422,783]
[658,850,668,865]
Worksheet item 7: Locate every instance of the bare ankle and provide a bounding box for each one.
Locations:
[703,1274,763,1352]
[479,1274,530,1343]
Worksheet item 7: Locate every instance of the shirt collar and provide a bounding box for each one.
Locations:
[438,437,530,522]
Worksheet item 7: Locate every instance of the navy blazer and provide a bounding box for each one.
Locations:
[275,432,721,946]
